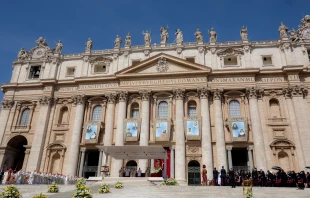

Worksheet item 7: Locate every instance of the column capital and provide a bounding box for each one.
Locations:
[247,145,253,151]
[80,148,86,152]
[197,87,210,99]
[246,87,264,99]
[39,96,54,106]
[71,94,86,105]
[1,100,14,109]
[212,88,223,100]
[226,146,233,151]
[283,85,308,98]
[105,93,117,104]
[173,88,185,100]
[139,90,152,101]
[117,91,128,102]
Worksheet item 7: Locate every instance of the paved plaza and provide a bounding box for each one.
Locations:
[0,179,309,198]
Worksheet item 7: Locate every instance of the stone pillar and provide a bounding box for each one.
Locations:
[111,92,128,177]
[246,87,267,171]
[27,96,53,171]
[212,89,227,170]
[247,146,254,170]
[226,146,233,169]
[174,89,186,181]
[286,86,310,166]
[79,148,86,177]
[0,100,14,144]
[198,88,213,179]
[103,93,117,170]
[0,150,6,168]
[22,149,30,171]
[283,88,305,170]
[97,149,103,177]
[65,95,85,176]
[170,147,175,178]
[138,90,151,173]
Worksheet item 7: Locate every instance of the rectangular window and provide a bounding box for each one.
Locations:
[186,57,195,63]
[66,67,75,76]
[262,56,273,65]
[188,107,197,117]
[94,64,106,73]
[224,57,238,66]
[28,66,41,79]
[131,109,139,118]
[131,60,141,66]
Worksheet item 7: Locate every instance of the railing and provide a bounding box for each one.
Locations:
[83,166,98,172]
[233,166,250,171]
[14,125,28,130]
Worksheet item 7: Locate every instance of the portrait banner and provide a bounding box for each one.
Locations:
[124,119,141,142]
[83,121,101,143]
[154,119,171,141]
[184,117,201,140]
[229,118,248,141]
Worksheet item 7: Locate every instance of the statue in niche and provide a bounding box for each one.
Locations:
[125,33,131,47]
[278,22,288,38]
[17,48,29,60]
[160,25,169,44]
[240,26,248,41]
[142,30,151,46]
[195,28,203,43]
[175,29,183,44]
[55,40,63,54]
[85,38,93,51]
[208,28,217,42]
[114,35,122,48]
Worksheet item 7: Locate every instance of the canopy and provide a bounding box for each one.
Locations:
[96,145,167,159]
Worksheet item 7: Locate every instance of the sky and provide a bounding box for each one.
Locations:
[0,0,308,100]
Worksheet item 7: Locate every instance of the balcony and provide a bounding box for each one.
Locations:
[267,118,289,126]
[13,125,30,133]
[54,123,69,131]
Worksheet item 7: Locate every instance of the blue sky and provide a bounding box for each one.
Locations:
[0,0,308,100]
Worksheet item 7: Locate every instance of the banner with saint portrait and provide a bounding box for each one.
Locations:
[124,119,141,142]
[229,118,248,141]
[154,119,171,141]
[184,117,201,140]
[83,122,101,143]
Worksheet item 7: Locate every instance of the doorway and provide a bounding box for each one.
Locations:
[83,150,99,178]
[188,160,201,185]
[231,148,248,170]
[3,135,27,171]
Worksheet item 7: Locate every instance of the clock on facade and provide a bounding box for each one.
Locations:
[302,28,310,39]
[32,48,45,58]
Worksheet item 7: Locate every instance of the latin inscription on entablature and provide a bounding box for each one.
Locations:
[120,77,207,86]
[55,83,119,92]
[257,77,285,82]
[208,77,255,83]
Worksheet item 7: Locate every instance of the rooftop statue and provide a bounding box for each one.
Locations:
[17,48,29,60]
[160,25,169,44]
[55,40,63,54]
[142,30,151,46]
[35,37,48,47]
[85,38,93,51]
[208,28,217,43]
[278,22,288,39]
[240,26,248,41]
[195,29,203,43]
[114,35,122,48]
[125,33,131,47]
[175,29,183,45]
[288,28,299,42]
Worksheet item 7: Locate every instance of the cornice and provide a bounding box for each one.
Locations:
[116,70,209,79]
[211,68,259,75]
[282,65,304,72]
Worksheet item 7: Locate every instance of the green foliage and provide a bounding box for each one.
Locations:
[47,182,59,193]
[161,178,179,186]
[72,178,92,198]
[0,186,21,198]
[75,178,86,188]
[114,181,123,189]
[98,184,110,194]
[244,187,254,198]
[32,192,48,198]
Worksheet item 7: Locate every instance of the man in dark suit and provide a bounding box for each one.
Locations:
[229,168,236,188]
[220,166,227,186]
[213,168,219,186]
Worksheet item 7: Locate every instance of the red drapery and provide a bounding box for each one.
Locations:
[153,147,171,178]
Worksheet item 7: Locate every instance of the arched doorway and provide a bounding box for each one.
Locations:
[126,160,137,169]
[4,135,27,171]
[278,151,290,171]
[188,160,201,185]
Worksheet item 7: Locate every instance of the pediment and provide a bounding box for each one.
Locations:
[116,53,211,76]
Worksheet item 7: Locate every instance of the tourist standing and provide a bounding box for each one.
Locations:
[220,166,226,186]
[229,168,236,188]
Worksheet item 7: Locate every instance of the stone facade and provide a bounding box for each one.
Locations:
[1,15,310,181]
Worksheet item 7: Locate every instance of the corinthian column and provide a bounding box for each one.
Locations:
[246,87,267,171]
[138,90,151,173]
[198,88,213,179]
[0,100,14,144]
[103,93,117,169]
[111,92,128,177]
[285,86,310,166]
[174,89,186,181]
[65,95,85,176]
[212,89,227,170]
[27,96,53,171]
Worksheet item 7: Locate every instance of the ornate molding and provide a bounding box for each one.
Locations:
[226,146,233,151]
[247,145,253,151]
[1,100,14,109]
[139,90,151,101]
[216,48,244,56]
[246,87,264,99]
[89,56,112,66]
[118,91,128,102]
[243,45,252,53]
[71,95,86,105]
[105,93,117,104]
[173,89,185,100]
[39,96,53,106]
[197,87,210,99]
[283,85,308,98]
[212,88,223,100]
[156,57,169,72]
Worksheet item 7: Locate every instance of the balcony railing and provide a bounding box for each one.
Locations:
[14,125,28,130]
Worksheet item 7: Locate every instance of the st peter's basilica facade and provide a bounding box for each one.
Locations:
[0,15,310,182]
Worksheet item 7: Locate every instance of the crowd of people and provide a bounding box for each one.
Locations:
[0,168,79,185]
[202,166,310,189]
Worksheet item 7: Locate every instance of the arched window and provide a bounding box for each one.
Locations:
[187,101,197,117]
[91,105,103,122]
[19,108,30,126]
[58,106,69,125]
[158,101,169,119]
[229,100,241,118]
[269,99,281,118]
[131,103,139,118]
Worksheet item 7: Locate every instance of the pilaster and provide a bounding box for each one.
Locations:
[0,100,14,145]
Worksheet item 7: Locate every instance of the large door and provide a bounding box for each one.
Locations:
[188,160,201,185]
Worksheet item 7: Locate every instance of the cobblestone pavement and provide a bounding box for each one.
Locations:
[0,180,309,198]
